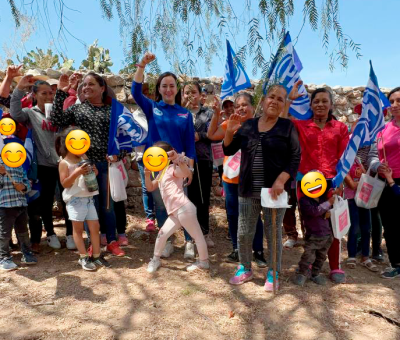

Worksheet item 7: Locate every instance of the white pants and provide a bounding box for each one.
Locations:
[154,202,208,261]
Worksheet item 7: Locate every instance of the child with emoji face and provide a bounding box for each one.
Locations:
[293,170,336,287]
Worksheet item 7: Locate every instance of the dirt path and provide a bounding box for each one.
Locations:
[1,207,399,340]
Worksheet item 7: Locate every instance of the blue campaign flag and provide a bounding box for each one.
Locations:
[108,99,148,155]
[220,40,252,99]
[332,61,390,188]
[263,32,312,120]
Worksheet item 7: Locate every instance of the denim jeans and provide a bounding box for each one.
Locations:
[137,160,155,220]
[238,197,285,271]
[95,162,117,244]
[347,199,372,258]
[223,181,263,252]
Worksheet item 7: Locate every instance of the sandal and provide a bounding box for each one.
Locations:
[346,258,356,269]
[361,259,379,272]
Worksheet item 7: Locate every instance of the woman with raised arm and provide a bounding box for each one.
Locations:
[49,72,125,257]
[208,93,267,267]
[132,52,196,258]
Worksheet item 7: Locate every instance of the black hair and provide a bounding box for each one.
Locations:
[235,92,254,107]
[84,72,109,103]
[265,84,287,100]
[388,87,400,101]
[310,88,334,117]
[153,141,173,153]
[183,82,202,95]
[32,80,51,106]
[155,72,182,106]
[55,126,80,158]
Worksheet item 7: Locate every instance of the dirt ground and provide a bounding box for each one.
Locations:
[1,206,399,340]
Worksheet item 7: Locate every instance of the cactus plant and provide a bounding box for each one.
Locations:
[80,40,113,74]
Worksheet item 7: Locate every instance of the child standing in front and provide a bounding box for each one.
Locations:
[56,127,109,271]
[0,159,37,270]
[293,174,336,286]
[144,141,209,273]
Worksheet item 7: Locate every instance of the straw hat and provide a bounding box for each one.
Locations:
[14,69,49,83]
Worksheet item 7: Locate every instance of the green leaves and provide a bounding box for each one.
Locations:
[80,40,113,73]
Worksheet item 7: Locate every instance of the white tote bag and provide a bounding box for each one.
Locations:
[109,161,127,202]
[223,150,241,179]
[354,168,385,209]
[330,196,351,239]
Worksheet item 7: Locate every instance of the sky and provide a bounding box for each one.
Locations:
[0,0,399,88]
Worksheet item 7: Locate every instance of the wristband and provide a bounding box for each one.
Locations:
[135,64,145,69]
[389,182,395,187]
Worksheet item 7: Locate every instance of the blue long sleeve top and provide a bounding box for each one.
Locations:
[131,81,196,160]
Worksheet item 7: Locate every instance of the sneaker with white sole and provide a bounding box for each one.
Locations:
[186,260,210,272]
[161,241,174,258]
[0,258,18,271]
[205,234,215,248]
[147,257,161,273]
[47,234,61,249]
[283,238,297,249]
[78,256,96,271]
[66,235,77,250]
[184,241,195,259]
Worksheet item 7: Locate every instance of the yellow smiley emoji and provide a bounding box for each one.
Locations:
[66,130,91,155]
[301,171,328,198]
[0,118,16,136]
[143,147,169,172]
[1,143,27,168]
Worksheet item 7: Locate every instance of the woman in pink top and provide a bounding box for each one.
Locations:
[144,141,209,274]
[377,87,400,279]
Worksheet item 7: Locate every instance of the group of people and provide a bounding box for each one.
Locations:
[0,53,399,290]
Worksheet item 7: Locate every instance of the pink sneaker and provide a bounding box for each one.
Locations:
[118,234,129,246]
[145,219,156,233]
[100,234,107,246]
[229,265,253,285]
[264,270,280,292]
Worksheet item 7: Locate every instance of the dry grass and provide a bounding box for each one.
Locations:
[1,207,399,340]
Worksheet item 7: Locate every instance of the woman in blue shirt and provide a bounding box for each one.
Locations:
[132,52,196,258]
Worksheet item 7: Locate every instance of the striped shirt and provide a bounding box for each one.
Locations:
[0,161,31,208]
[252,132,267,194]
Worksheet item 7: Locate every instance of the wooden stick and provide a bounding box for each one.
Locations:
[272,208,277,294]
[380,133,387,164]
[107,162,110,210]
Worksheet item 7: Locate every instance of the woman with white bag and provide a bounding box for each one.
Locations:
[223,85,301,291]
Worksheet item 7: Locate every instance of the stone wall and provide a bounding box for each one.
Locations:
[0,68,393,212]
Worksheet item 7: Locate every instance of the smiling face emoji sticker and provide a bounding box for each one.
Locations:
[66,130,91,155]
[143,147,168,172]
[0,118,16,136]
[1,143,27,168]
[301,171,327,198]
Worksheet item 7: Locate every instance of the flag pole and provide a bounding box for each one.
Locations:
[381,134,387,164]
[272,208,277,294]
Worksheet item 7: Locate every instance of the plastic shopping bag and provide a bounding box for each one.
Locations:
[109,162,127,202]
[211,142,225,167]
[330,196,351,239]
[115,160,128,188]
[223,150,241,179]
[261,188,291,208]
[354,168,385,209]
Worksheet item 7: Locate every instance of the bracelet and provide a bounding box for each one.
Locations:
[388,181,395,186]
[135,64,145,69]
[188,167,194,173]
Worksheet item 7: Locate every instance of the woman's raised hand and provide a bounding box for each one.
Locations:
[288,80,306,102]
[226,113,242,133]
[140,52,156,67]
[69,73,82,91]
[6,65,23,79]
[58,74,71,93]
[16,75,35,90]
[212,95,222,115]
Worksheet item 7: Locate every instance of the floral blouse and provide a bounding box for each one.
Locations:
[50,90,112,163]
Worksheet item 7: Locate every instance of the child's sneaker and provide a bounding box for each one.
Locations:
[381,267,400,279]
[47,234,61,249]
[66,235,77,250]
[147,257,161,273]
[311,274,326,285]
[187,260,210,272]
[106,241,125,257]
[293,273,307,287]
[226,249,239,263]
[283,238,297,249]
[229,265,253,285]
[264,270,279,291]
[145,219,157,233]
[118,234,129,246]
[184,241,195,259]
[0,258,18,271]
[91,256,111,268]
[100,234,107,246]
[21,252,38,265]
[161,241,174,258]
[329,269,346,283]
[78,256,96,271]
